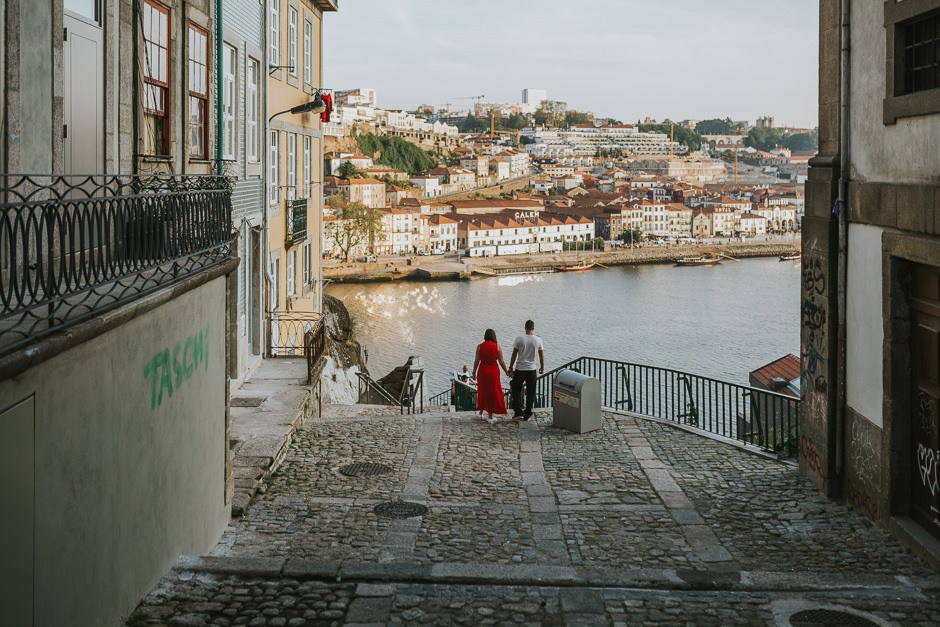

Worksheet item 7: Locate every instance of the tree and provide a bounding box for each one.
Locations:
[533,100,566,128]
[325,195,384,262]
[458,114,488,133]
[695,118,735,135]
[336,161,361,180]
[744,127,786,151]
[638,123,704,153]
[564,110,593,126]
[782,131,818,151]
[620,228,644,247]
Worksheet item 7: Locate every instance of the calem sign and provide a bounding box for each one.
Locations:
[143,324,211,410]
[514,210,539,221]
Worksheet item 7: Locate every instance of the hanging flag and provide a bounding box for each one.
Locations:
[320,93,333,123]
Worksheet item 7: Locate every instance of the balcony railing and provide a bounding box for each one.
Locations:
[303,319,327,385]
[0,174,233,357]
[286,198,308,247]
[269,311,321,357]
[431,356,800,457]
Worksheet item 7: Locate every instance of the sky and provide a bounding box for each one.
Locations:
[324,0,819,128]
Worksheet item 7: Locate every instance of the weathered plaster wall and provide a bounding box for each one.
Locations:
[849,1,940,183]
[0,278,230,626]
[846,223,884,427]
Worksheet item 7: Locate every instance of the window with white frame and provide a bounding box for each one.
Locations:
[269,130,279,205]
[288,7,298,76]
[303,241,311,285]
[187,23,208,159]
[287,250,296,296]
[142,0,170,155]
[222,43,236,160]
[246,57,259,162]
[287,133,296,200]
[269,0,280,66]
[303,135,311,196]
[303,19,312,84]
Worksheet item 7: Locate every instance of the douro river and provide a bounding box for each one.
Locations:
[326,257,800,397]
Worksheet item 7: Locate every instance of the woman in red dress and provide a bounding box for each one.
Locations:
[472,328,510,424]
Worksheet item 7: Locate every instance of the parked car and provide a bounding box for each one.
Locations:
[418,250,431,256]
[431,249,445,255]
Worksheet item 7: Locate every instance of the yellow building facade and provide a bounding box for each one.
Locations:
[267,0,338,354]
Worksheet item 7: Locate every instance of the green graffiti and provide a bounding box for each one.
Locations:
[144,323,211,410]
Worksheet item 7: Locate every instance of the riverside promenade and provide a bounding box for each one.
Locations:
[129,405,940,626]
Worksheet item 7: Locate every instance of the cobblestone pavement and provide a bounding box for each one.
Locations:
[129,407,940,625]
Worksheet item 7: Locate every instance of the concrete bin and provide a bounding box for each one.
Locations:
[552,369,602,433]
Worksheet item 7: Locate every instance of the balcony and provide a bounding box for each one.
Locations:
[0,174,233,357]
[286,198,308,247]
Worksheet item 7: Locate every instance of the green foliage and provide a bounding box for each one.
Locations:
[534,101,567,127]
[504,113,530,130]
[619,228,645,245]
[695,118,735,135]
[336,161,360,180]
[782,131,818,151]
[638,123,704,153]
[458,115,488,133]
[355,132,440,176]
[564,110,593,126]
[325,195,385,262]
[744,127,786,151]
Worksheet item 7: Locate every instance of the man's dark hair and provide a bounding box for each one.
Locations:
[525,320,535,330]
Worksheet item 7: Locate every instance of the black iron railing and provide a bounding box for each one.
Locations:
[356,362,425,415]
[0,174,233,357]
[286,198,308,247]
[303,319,327,385]
[269,312,322,357]
[431,357,800,456]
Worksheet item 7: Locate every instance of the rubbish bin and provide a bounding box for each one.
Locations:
[552,369,602,433]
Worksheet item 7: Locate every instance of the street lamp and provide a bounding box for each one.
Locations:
[269,90,328,122]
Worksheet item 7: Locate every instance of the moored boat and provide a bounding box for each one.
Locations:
[779,253,801,261]
[554,262,596,272]
[674,256,721,266]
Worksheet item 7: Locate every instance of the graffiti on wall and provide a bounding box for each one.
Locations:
[800,253,830,479]
[144,324,211,410]
[918,444,939,496]
[847,484,879,520]
[849,420,878,489]
[801,435,827,482]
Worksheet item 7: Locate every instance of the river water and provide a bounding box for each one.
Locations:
[326,257,801,397]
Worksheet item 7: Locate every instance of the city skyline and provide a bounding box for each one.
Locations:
[324,0,820,128]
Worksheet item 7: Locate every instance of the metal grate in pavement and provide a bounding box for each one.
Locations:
[230,397,266,407]
[339,462,392,477]
[373,501,429,519]
[789,609,879,627]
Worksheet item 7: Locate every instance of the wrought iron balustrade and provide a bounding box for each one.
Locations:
[269,311,322,357]
[431,356,800,456]
[0,174,233,357]
[286,198,308,247]
[302,319,327,385]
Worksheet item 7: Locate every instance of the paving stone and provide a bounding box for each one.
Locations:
[127,407,940,626]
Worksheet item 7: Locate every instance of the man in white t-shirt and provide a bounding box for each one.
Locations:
[508,319,545,420]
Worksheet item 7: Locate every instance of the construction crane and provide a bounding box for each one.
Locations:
[452,94,485,115]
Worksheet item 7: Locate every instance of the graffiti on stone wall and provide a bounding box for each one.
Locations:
[918,444,939,496]
[919,392,938,440]
[847,483,879,520]
[801,435,827,482]
[144,324,211,410]
[849,420,878,489]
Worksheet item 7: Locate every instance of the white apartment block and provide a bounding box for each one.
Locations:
[410,175,442,198]
[738,213,768,236]
[459,214,594,256]
[337,178,387,209]
[375,209,419,255]
[428,215,459,252]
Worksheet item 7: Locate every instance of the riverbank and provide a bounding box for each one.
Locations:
[323,241,800,283]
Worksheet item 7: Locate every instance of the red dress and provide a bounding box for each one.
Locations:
[476,340,507,414]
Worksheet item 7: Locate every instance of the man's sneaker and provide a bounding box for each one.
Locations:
[522,414,532,421]
[512,414,524,420]
[487,417,498,425]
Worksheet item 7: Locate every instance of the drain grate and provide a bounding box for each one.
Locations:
[374,501,429,519]
[230,397,265,407]
[790,609,880,627]
[339,462,392,477]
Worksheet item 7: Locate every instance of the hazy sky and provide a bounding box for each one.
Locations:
[324,0,819,128]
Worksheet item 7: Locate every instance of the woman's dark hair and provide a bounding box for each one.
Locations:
[484,328,497,343]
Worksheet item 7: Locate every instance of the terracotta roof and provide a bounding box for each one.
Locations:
[749,354,800,397]
[342,177,385,186]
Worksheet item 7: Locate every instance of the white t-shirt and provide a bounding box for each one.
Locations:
[512,333,544,371]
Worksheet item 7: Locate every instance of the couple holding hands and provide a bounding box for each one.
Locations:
[471,320,545,425]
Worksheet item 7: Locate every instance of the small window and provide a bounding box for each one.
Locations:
[222,44,237,160]
[287,250,296,296]
[269,0,280,67]
[188,24,209,159]
[246,58,260,162]
[141,1,170,155]
[269,130,279,205]
[287,132,297,200]
[884,1,940,123]
[303,135,311,196]
[288,7,298,76]
[303,19,312,84]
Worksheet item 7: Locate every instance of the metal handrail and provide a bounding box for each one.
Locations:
[430,356,800,456]
[269,312,322,357]
[1,173,233,357]
[302,320,327,385]
[356,371,402,407]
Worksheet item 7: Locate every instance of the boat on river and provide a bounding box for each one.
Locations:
[554,261,597,272]
[674,256,722,266]
[779,253,801,261]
